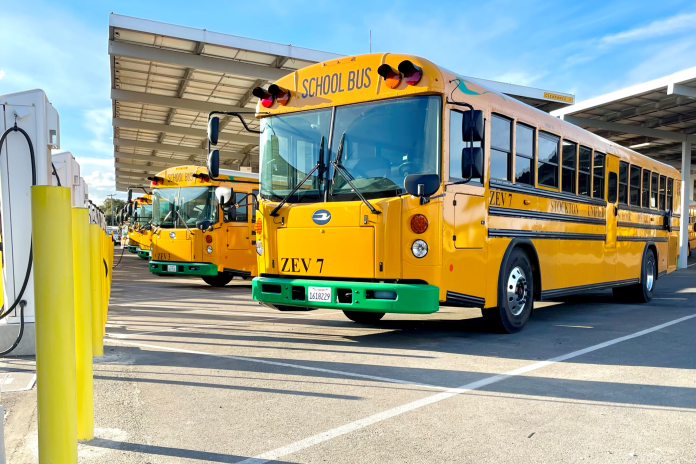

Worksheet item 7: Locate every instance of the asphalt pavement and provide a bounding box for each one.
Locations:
[2,247,695,463]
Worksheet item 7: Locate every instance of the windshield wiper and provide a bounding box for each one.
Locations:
[175,208,195,235]
[330,133,381,215]
[270,136,324,217]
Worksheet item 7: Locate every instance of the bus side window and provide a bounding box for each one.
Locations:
[608,171,618,203]
[593,152,605,199]
[642,169,651,207]
[538,131,560,189]
[490,114,512,182]
[629,165,641,206]
[659,175,666,210]
[225,192,249,222]
[618,161,628,204]
[650,172,658,208]
[449,110,482,183]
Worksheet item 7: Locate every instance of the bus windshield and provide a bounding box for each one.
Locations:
[138,204,152,223]
[152,187,218,228]
[259,95,441,202]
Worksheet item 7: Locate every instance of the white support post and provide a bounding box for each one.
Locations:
[678,141,691,268]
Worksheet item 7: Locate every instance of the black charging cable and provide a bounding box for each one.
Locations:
[0,122,37,355]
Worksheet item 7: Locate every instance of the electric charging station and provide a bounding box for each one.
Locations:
[52,150,89,207]
[0,89,60,356]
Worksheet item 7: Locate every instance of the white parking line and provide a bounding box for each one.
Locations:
[106,311,342,339]
[236,314,695,464]
[105,339,446,390]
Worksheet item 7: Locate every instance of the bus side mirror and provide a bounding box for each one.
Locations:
[215,186,233,206]
[196,220,211,231]
[127,189,133,202]
[207,116,220,145]
[404,174,440,197]
[461,147,483,179]
[207,149,220,178]
[462,110,484,142]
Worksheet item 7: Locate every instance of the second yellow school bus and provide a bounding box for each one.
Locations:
[148,165,259,286]
[225,53,682,332]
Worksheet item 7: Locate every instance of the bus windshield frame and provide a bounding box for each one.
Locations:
[152,186,218,229]
[259,95,441,203]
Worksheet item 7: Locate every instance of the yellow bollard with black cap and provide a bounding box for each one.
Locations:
[72,207,93,440]
[89,223,104,357]
[32,185,78,462]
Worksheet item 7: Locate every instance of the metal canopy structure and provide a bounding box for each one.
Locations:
[109,13,576,191]
[552,68,696,172]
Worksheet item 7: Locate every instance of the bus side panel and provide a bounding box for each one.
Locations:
[615,241,643,282]
[557,239,607,288]
[532,240,563,292]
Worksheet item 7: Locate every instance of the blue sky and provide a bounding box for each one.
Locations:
[0,0,694,203]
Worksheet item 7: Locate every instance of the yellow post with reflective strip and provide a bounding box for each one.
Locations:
[72,208,93,440]
[89,224,104,357]
[31,186,77,463]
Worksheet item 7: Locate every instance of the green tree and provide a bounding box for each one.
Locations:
[102,197,126,226]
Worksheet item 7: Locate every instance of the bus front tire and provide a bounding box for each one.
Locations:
[483,248,534,334]
[202,272,234,287]
[343,311,385,324]
[612,249,655,303]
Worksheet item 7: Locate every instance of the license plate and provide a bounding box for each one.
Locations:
[308,286,332,303]
[167,265,177,273]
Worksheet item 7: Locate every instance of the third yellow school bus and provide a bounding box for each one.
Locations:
[225,53,682,332]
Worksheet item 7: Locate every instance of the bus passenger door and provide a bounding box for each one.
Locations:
[605,155,619,282]
[225,192,251,250]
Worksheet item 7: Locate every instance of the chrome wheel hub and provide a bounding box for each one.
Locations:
[506,266,528,316]
[646,260,654,292]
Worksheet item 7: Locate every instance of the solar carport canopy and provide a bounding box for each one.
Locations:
[108,13,341,191]
[109,14,576,192]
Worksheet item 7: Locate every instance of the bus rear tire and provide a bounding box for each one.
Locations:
[612,249,655,303]
[343,311,385,324]
[202,272,234,287]
[483,248,534,334]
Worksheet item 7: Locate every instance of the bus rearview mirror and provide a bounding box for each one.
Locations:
[215,186,233,206]
[208,117,220,145]
[462,110,484,142]
[404,174,440,197]
[127,189,133,202]
[461,147,483,179]
[207,149,220,178]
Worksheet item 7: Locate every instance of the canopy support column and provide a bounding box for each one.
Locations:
[678,141,691,269]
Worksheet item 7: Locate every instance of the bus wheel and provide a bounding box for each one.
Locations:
[202,272,234,287]
[343,311,385,324]
[613,249,655,303]
[483,249,534,334]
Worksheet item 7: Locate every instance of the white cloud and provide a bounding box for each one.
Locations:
[83,170,118,206]
[0,70,5,80]
[83,108,114,157]
[492,71,547,87]
[601,13,695,45]
[626,38,696,85]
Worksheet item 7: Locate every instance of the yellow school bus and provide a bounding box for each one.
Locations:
[208,53,681,332]
[689,203,696,257]
[125,193,152,259]
[148,165,260,286]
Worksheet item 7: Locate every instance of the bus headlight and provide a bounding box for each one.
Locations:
[256,240,263,256]
[411,240,428,258]
[206,245,213,254]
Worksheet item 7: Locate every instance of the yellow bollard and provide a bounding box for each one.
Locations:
[72,208,93,440]
[89,224,104,357]
[31,186,77,463]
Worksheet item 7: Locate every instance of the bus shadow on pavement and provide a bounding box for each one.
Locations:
[83,437,294,463]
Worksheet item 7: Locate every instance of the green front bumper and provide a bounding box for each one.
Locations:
[149,261,218,276]
[137,249,151,259]
[252,277,439,314]
[127,245,139,253]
